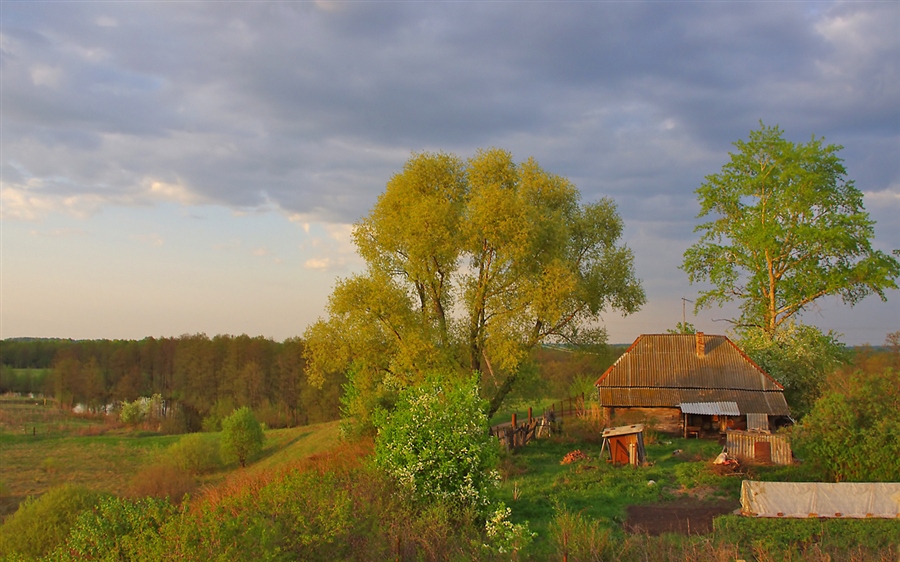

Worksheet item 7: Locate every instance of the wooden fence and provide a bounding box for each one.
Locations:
[492,393,586,451]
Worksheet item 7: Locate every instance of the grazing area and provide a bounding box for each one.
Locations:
[0,397,341,522]
[4,394,897,561]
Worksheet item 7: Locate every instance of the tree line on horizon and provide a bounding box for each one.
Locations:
[0,335,344,431]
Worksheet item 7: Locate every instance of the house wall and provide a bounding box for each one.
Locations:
[606,407,681,434]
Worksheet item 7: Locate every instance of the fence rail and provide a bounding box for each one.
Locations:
[492,393,586,451]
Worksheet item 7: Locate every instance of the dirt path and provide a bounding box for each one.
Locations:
[625,500,738,535]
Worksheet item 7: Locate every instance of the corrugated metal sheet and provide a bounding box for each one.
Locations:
[679,401,740,416]
[599,388,791,415]
[726,430,792,465]
[746,413,769,431]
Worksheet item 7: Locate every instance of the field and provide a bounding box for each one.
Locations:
[0,397,341,520]
[2,398,898,561]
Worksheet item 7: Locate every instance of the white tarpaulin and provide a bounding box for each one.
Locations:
[741,481,900,518]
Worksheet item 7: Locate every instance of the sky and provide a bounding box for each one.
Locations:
[1,1,898,346]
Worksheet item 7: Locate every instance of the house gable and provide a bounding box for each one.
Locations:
[595,333,790,416]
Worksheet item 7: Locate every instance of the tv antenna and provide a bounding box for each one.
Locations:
[681,297,694,330]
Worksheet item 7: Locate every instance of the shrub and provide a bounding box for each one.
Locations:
[127,464,195,501]
[166,432,222,475]
[220,406,264,468]
[373,374,499,515]
[793,368,900,482]
[46,495,178,561]
[0,484,102,558]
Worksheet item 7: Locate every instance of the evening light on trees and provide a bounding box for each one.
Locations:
[681,123,899,337]
[304,148,644,425]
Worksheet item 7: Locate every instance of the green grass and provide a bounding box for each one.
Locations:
[497,435,733,535]
[0,399,342,522]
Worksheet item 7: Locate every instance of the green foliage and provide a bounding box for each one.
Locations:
[713,515,900,551]
[220,407,264,468]
[666,322,696,335]
[738,322,849,417]
[165,432,222,475]
[549,500,612,562]
[793,367,900,482]
[373,375,500,515]
[46,495,178,561]
[119,394,163,426]
[682,122,900,335]
[0,485,102,559]
[305,148,645,427]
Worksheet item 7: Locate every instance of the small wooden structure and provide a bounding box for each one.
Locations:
[726,430,792,465]
[599,424,646,466]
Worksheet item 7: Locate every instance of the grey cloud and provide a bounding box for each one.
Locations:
[2,1,898,231]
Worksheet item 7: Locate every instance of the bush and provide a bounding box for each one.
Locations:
[793,368,900,482]
[46,495,178,561]
[220,407,264,468]
[127,464,195,501]
[0,484,102,558]
[373,374,499,515]
[166,432,222,475]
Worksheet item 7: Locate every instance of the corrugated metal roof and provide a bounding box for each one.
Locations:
[594,334,790,416]
[595,334,783,391]
[679,401,740,416]
[602,424,644,437]
[599,388,791,415]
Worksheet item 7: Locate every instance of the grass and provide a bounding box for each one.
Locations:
[497,433,730,534]
[0,397,342,521]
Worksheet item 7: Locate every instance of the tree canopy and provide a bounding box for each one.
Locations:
[304,148,644,424]
[682,123,899,336]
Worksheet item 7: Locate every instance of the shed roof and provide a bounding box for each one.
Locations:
[601,424,644,438]
[679,401,740,416]
[595,334,790,416]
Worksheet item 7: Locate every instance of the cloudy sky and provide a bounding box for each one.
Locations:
[2,1,898,345]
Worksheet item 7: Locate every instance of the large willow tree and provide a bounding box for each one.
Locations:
[304,148,644,426]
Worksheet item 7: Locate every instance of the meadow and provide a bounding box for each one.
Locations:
[2,397,898,561]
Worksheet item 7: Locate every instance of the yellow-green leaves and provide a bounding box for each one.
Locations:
[304,148,644,425]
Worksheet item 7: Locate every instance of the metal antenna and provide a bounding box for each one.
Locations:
[681,298,694,332]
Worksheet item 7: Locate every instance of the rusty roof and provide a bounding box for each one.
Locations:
[595,334,790,416]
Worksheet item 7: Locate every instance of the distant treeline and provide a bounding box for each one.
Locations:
[0,335,344,430]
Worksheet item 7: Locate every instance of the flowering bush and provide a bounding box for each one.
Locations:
[373,374,499,515]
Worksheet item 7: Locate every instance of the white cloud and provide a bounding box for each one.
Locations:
[864,187,900,207]
[304,257,335,270]
[30,65,62,88]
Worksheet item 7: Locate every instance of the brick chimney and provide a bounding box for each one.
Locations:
[696,331,705,358]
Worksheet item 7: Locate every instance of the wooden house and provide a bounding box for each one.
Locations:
[594,333,791,436]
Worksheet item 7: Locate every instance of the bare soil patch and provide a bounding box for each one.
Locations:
[625,500,738,535]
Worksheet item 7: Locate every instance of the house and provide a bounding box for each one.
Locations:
[594,333,791,436]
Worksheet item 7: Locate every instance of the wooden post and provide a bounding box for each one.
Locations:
[528,407,532,424]
[511,412,517,429]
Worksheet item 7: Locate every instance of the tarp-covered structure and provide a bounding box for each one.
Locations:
[741,481,900,518]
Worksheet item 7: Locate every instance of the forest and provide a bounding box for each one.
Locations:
[0,335,343,430]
